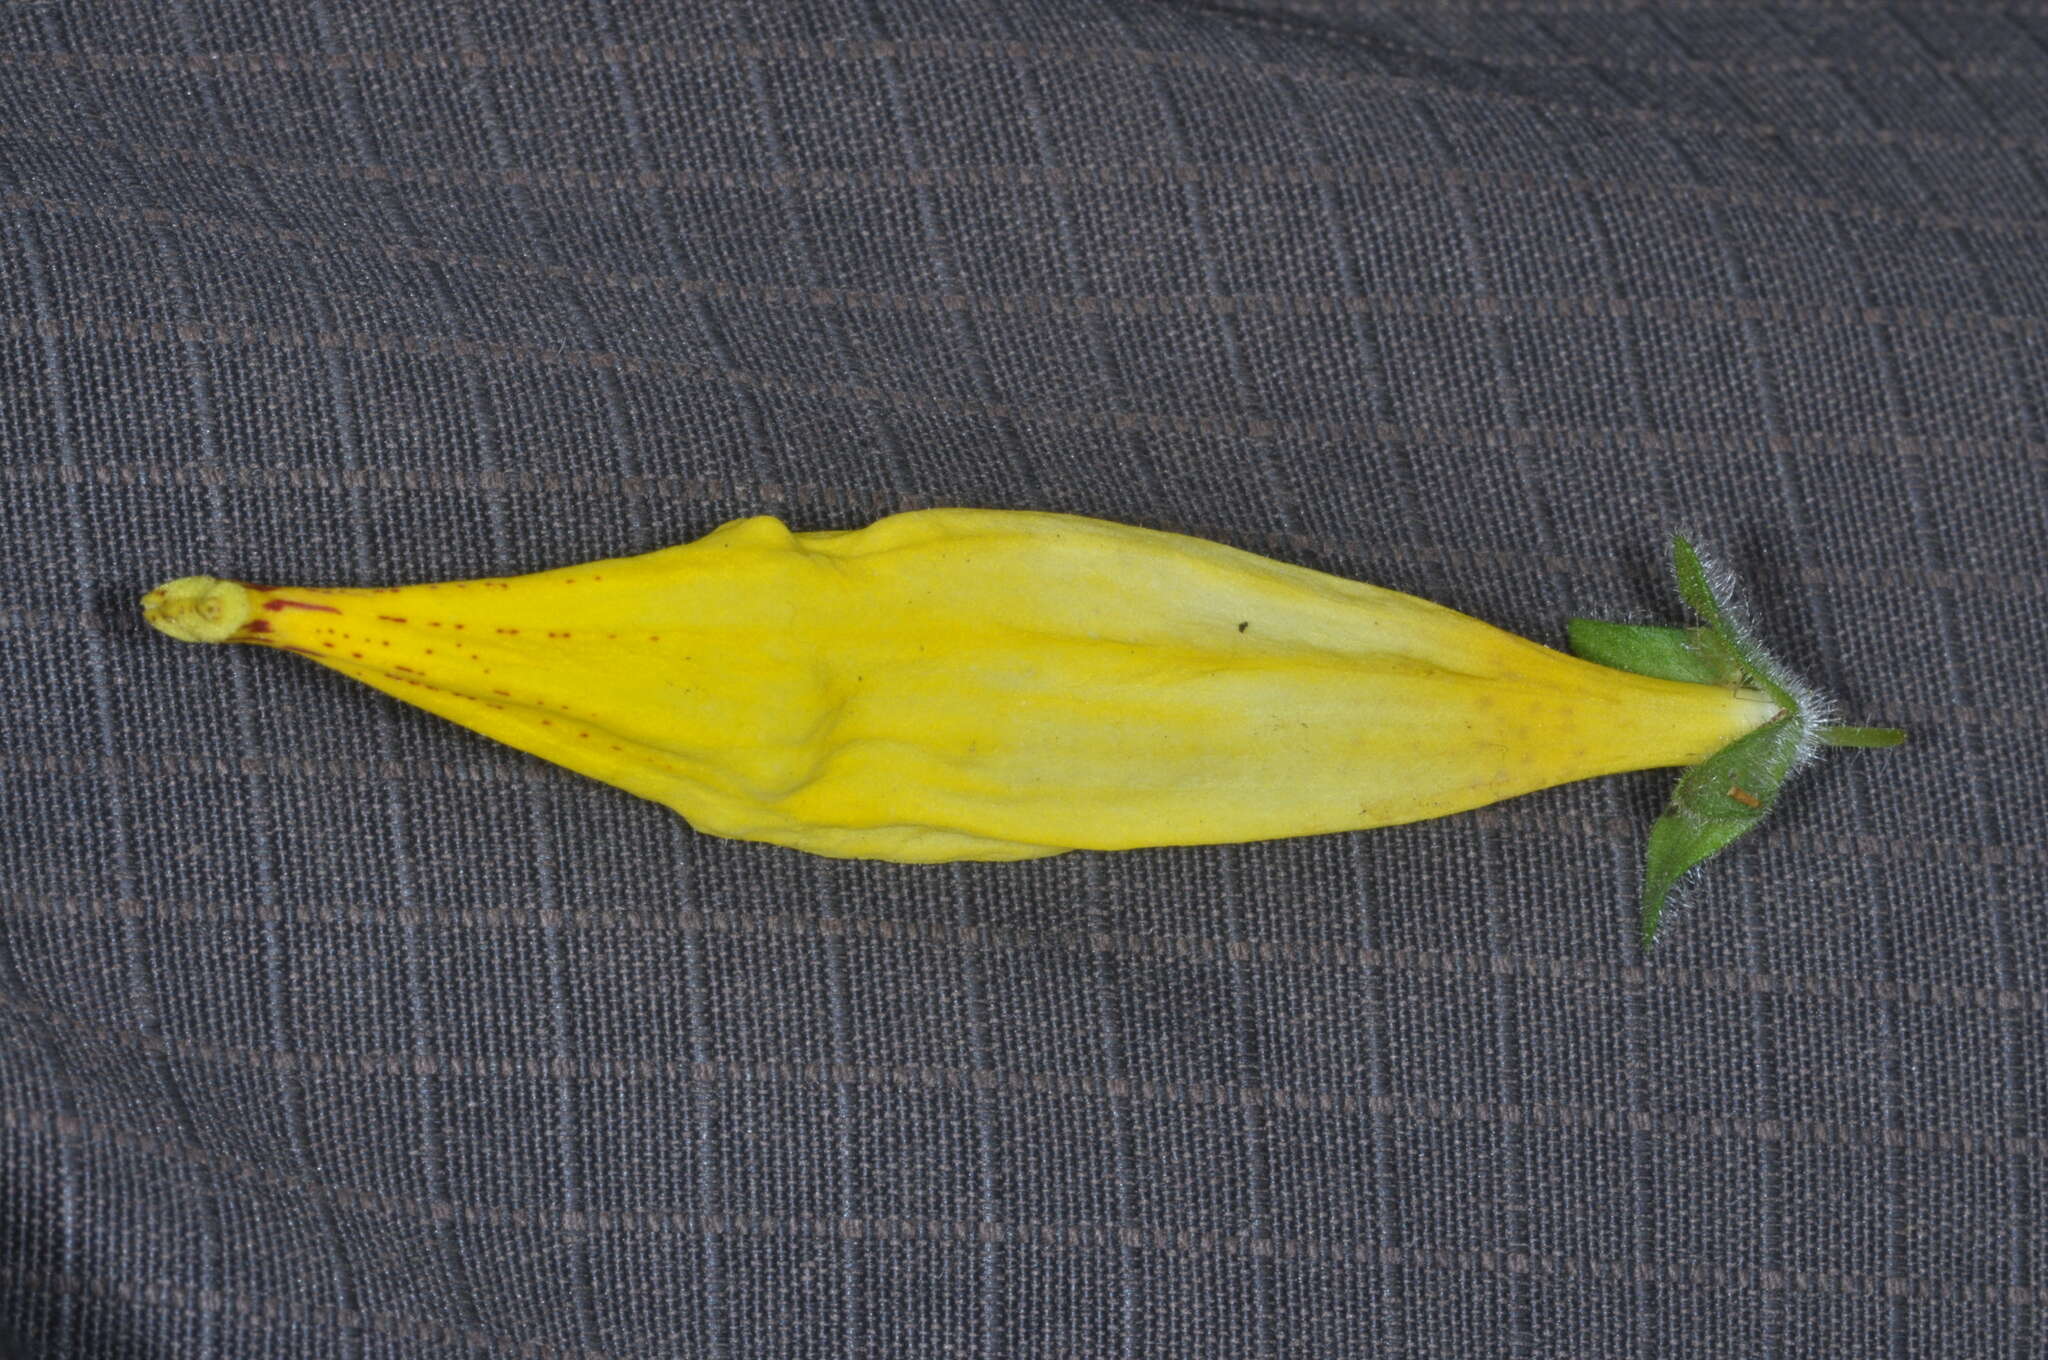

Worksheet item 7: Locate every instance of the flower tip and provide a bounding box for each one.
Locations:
[141,576,254,644]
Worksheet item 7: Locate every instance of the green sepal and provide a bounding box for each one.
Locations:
[1567,619,1745,686]
[1558,536,1912,946]
[1641,714,1806,948]
[1621,535,1906,948]
[1670,538,1802,714]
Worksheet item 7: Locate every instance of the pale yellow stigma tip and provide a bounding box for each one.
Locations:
[141,576,255,644]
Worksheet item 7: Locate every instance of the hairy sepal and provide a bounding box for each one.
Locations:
[1571,535,1906,948]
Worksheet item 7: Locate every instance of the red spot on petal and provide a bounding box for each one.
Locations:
[243,620,272,635]
[264,599,340,614]
[377,615,408,623]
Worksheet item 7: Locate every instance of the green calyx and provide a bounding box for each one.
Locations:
[1568,537,1906,950]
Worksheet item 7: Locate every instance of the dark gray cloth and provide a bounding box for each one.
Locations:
[4,2,2043,1355]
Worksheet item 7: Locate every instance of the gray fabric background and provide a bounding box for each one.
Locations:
[3,1,2044,1355]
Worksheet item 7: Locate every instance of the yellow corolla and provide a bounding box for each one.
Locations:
[142,509,1901,943]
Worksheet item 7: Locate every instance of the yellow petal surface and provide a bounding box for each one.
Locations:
[142,509,1781,861]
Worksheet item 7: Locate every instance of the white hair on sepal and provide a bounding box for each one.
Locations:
[1680,537,1834,777]
[1654,879,1691,932]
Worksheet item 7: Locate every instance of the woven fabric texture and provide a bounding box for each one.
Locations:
[4,1,2044,1355]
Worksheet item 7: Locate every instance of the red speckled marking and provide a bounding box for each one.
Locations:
[395,665,422,675]
[492,689,510,697]
[264,599,339,614]
[243,619,272,635]
[378,615,408,623]
[496,628,520,635]
[351,652,365,659]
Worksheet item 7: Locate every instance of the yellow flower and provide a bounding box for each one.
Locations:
[142,509,1900,944]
